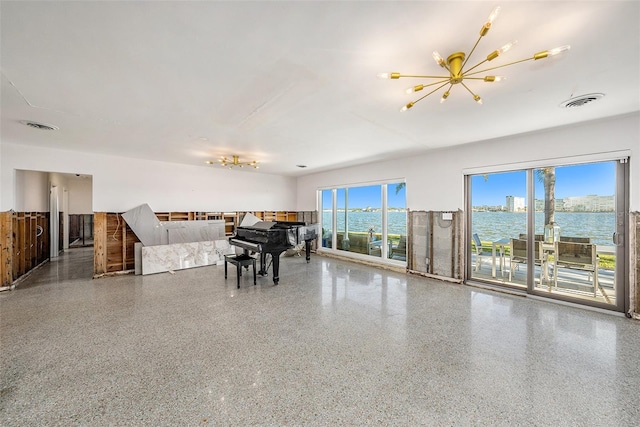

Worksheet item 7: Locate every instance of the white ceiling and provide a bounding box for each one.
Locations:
[1,1,639,176]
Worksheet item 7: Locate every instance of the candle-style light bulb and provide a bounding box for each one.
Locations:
[378,72,401,79]
[498,40,517,54]
[487,6,500,25]
[480,6,501,35]
[534,45,571,60]
[548,45,571,56]
[484,76,505,82]
[401,102,415,112]
[432,51,445,66]
[487,40,518,61]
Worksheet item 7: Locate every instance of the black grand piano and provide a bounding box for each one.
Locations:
[229,221,319,284]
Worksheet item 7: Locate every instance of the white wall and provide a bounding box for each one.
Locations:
[296,113,640,212]
[66,177,93,214]
[3,113,638,214]
[1,144,297,212]
[14,169,49,211]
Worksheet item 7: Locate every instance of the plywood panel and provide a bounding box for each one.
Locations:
[16,214,25,277]
[37,213,49,265]
[93,212,107,275]
[106,213,125,272]
[124,223,138,271]
[25,214,33,271]
[0,211,12,287]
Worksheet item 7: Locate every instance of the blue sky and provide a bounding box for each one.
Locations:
[322,183,406,209]
[471,162,616,206]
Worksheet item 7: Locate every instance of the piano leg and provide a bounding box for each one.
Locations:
[305,240,312,263]
[258,252,268,276]
[271,250,285,284]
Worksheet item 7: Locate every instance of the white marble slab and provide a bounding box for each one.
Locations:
[134,242,143,275]
[142,240,234,275]
[121,203,166,246]
[165,220,225,243]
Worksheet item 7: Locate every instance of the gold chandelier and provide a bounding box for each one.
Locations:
[206,155,259,169]
[378,6,570,110]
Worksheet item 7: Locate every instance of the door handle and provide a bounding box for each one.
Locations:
[612,232,623,246]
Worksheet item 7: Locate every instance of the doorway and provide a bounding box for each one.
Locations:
[69,214,94,247]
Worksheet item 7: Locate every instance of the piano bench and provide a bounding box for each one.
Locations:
[224,254,257,288]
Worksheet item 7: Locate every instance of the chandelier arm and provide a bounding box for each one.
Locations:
[463,57,534,77]
[419,78,453,89]
[460,81,478,97]
[411,81,451,105]
[461,35,483,70]
[440,63,452,74]
[461,58,489,75]
[398,74,451,79]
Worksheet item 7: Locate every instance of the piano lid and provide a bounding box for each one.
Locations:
[239,221,277,231]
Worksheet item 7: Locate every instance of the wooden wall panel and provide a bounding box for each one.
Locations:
[37,213,49,266]
[632,212,639,317]
[25,215,33,271]
[0,212,12,287]
[1,212,50,286]
[15,214,25,278]
[93,212,107,275]
[124,223,138,271]
[106,213,125,272]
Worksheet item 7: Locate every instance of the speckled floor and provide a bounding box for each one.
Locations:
[1,247,639,426]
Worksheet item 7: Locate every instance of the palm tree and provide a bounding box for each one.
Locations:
[537,167,556,225]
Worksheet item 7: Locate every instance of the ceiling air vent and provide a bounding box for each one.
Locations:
[559,93,605,108]
[20,120,59,131]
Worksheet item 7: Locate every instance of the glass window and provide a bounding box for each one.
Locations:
[319,181,406,262]
[388,183,407,261]
[336,188,346,250]
[469,171,527,288]
[533,162,617,304]
[342,185,382,257]
[321,189,333,248]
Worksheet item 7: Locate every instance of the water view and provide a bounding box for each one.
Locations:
[322,211,615,245]
[472,211,615,246]
[322,211,407,236]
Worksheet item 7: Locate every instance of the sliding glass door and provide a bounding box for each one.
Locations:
[467,159,628,312]
[469,170,527,288]
[532,162,623,307]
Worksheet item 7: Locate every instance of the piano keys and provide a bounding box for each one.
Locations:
[229,221,319,284]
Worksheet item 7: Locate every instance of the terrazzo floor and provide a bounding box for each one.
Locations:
[1,247,639,426]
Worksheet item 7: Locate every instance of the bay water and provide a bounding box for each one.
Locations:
[321,211,615,246]
[472,211,615,246]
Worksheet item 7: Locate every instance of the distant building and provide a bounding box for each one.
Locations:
[562,195,615,212]
[534,195,614,212]
[535,198,565,211]
[506,196,525,212]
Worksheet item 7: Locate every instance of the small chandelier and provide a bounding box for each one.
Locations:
[378,6,570,110]
[206,155,259,169]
